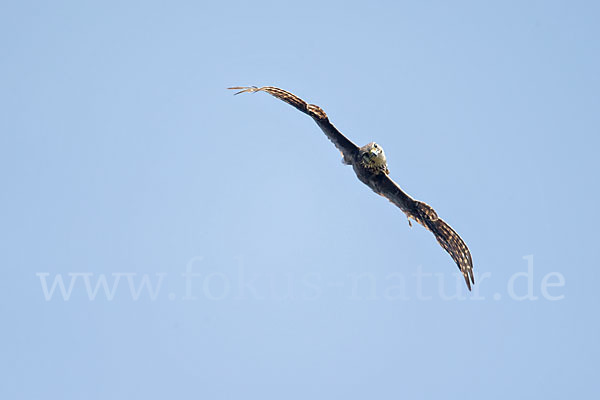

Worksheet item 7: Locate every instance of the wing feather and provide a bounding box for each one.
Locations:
[228,86,359,159]
[372,174,474,290]
[414,203,474,290]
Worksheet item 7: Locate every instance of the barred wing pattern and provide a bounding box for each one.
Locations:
[372,174,474,290]
[412,201,474,290]
[228,86,359,158]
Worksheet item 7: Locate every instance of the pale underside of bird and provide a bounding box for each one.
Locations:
[228,85,474,290]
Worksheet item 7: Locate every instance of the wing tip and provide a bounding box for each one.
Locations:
[465,264,475,291]
[227,86,260,95]
[463,269,472,291]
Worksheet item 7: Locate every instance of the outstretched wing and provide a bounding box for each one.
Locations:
[228,86,359,159]
[371,174,474,290]
[414,202,474,291]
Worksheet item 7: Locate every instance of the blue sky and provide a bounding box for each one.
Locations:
[1,1,599,399]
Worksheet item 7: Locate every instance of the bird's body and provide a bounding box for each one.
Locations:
[229,86,474,290]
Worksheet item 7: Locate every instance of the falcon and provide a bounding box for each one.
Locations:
[228,86,474,290]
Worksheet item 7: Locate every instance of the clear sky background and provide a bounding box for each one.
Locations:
[1,1,599,399]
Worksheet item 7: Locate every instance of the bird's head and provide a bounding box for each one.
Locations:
[360,142,389,174]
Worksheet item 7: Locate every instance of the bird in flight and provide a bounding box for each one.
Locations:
[228,86,474,290]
